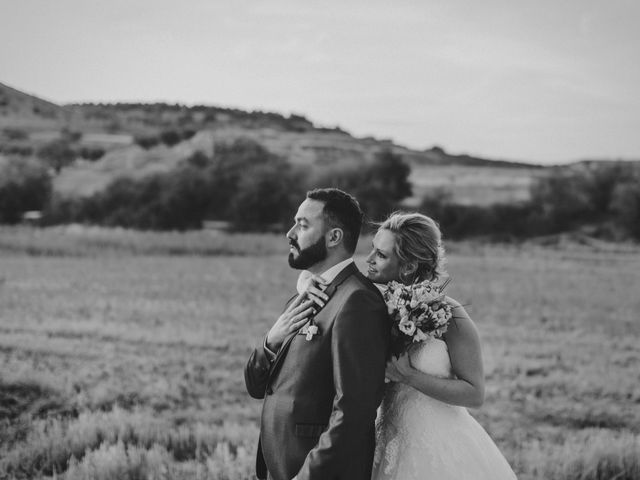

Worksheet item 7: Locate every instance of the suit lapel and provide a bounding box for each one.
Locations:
[268,262,359,379]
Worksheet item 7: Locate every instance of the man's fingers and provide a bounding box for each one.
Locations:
[306,286,329,302]
[290,299,314,316]
[307,292,326,308]
[309,274,329,286]
[288,314,312,332]
[291,318,311,332]
[293,307,315,323]
[285,294,306,312]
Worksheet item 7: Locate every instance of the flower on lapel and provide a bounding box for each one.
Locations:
[301,323,319,341]
[305,324,318,341]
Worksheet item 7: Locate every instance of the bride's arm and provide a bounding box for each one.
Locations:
[386,302,485,408]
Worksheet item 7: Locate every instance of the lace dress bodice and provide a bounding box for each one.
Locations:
[372,337,517,480]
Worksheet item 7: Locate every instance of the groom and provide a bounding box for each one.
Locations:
[245,188,390,480]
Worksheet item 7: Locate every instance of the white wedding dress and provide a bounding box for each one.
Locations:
[372,337,517,480]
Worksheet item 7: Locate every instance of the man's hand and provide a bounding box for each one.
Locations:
[266,295,316,352]
[304,274,330,309]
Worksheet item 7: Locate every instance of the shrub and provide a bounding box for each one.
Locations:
[611,180,640,240]
[311,149,412,222]
[78,146,106,161]
[229,163,305,231]
[0,157,52,224]
[36,139,76,173]
[159,129,182,147]
[2,128,28,140]
[134,135,160,150]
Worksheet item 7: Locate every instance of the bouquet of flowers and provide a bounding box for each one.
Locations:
[382,280,453,357]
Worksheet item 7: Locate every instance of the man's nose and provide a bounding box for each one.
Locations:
[286,226,296,240]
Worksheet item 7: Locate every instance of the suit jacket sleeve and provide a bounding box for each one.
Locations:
[296,289,389,479]
[245,293,298,399]
[244,336,273,399]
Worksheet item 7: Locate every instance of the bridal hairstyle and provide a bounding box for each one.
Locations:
[306,188,364,254]
[378,212,447,283]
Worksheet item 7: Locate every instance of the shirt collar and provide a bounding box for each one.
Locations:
[296,258,354,294]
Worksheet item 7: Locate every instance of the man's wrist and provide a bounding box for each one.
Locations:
[263,337,278,360]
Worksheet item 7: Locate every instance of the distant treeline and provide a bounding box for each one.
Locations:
[73,102,347,134]
[1,137,639,241]
[420,161,640,241]
[0,138,410,232]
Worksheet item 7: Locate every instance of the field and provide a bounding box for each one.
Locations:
[407,164,543,206]
[1,227,639,479]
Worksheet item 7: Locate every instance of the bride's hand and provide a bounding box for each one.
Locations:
[385,352,415,383]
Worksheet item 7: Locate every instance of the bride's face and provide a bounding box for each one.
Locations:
[366,229,401,284]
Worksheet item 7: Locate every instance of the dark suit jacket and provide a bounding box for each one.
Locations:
[245,262,390,480]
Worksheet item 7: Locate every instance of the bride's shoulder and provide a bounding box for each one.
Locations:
[443,296,468,318]
[443,296,479,337]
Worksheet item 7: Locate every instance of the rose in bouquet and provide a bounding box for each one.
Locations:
[382,280,453,357]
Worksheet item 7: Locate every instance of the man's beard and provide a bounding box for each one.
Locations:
[288,235,328,270]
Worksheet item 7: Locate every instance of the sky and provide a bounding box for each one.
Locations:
[1,0,639,164]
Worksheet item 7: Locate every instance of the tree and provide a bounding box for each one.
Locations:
[611,178,640,240]
[205,138,284,220]
[310,149,412,222]
[229,163,305,231]
[159,129,182,147]
[134,135,160,150]
[0,157,52,224]
[37,139,76,173]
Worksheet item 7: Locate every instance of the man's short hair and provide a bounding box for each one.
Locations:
[306,188,363,254]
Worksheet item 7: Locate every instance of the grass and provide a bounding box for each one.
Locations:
[0,230,639,479]
[0,225,288,257]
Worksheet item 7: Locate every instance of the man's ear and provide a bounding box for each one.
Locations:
[327,228,344,248]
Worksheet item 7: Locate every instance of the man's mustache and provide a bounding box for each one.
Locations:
[289,239,300,250]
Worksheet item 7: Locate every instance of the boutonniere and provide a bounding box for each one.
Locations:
[301,321,319,341]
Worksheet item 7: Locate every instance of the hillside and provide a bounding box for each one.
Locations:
[1,80,544,205]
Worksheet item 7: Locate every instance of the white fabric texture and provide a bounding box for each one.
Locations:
[372,337,517,480]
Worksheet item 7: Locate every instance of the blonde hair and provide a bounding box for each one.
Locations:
[378,212,447,282]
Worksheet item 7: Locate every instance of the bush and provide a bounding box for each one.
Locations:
[204,138,289,222]
[36,139,76,173]
[0,157,52,224]
[2,128,28,141]
[530,161,640,239]
[78,146,106,161]
[419,195,538,240]
[311,149,412,222]
[181,128,197,140]
[134,135,160,150]
[229,163,305,231]
[159,129,181,147]
[611,180,640,240]
[418,161,640,241]
[45,138,303,231]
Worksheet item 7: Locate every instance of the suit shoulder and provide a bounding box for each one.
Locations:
[338,275,385,310]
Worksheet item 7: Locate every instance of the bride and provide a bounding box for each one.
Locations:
[364,212,517,480]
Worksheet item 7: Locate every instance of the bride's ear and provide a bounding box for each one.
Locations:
[402,262,417,276]
[400,262,418,282]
